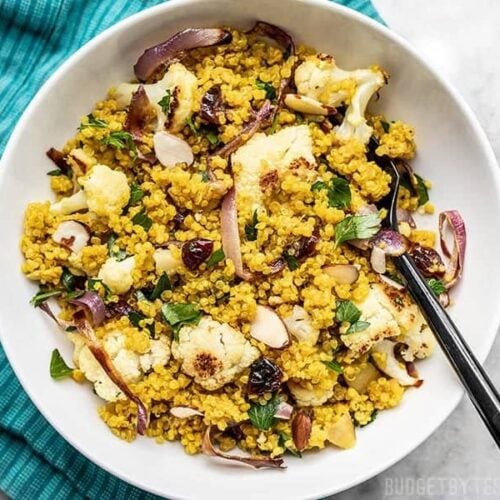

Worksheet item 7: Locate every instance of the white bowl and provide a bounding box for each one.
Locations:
[1,0,499,498]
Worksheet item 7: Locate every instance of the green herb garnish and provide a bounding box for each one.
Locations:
[50,349,74,380]
[414,174,429,206]
[185,117,199,135]
[78,114,107,130]
[86,278,112,299]
[128,183,144,206]
[244,210,258,241]
[380,121,390,133]
[248,395,280,431]
[30,289,63,307]
[205,130,220,146]
[206,249,225,268]
[427,278,446,296]
[255,79,277,101]
[158,89,172,115]
[107,233,127,261]
[311,180,327,192]
[47,169,63,176]
[322,360,343,374]
[101,131,136,155]
[128,311,156,338]
[161,303,201,340]
[336,300,361,324]
[334,213,381,247]
[135,290,149,302]
[61,268,77,292]
[346,321,370,334]
[131,209,153,231]
[283,250,299,271]
[328,177,351,209]
[150,272,172,300]
[336,300,370,334]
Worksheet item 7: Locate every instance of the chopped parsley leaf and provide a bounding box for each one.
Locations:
[327,177,351,209]
[244,210,258,241]
[322,360,343,374]
[336,300,361,324]
[346,321,370,334]
[206,248,225,268]
[50,349,74,380]
[131,209,153,231]
[334,213,381,247]
[185,117,199,135]
[248,395,279,431]
[100,131,136,156]
[414,174,429,206]
[255,79,277,101]
[128,310,156,338]
[30,289,63,307]
[283,250,299,271]
[161,303,201,340]
[150,272,172,301]
[427,278,446,296]
[78,114,107,130]
[380,121,390,133]
[158,89,172,115]
[128,183,144,206]
[107,233,127,261]
[278,431,302,458]
[311,180,327,192]
[47,169,63,176]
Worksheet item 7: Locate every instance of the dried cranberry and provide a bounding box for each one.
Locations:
[247,358,283,395]
[181,238,214,270]
[173,212,186,229]
[105,300,133,319]
[408,244,445,278]
[285,230,319,262]
[223,424,244,441]
[200,85,224,124]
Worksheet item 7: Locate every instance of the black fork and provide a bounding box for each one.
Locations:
[376,152,500,447]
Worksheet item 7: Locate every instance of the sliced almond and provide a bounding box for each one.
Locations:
[170,406,204,419]
[153,131,194,168]
[250,305,290,349]
[52,221,90,253]
[284,94,333,116]
[324,264,359,285]
[370,246,387,274]
[274,401,294,420]
[292,410,312,452]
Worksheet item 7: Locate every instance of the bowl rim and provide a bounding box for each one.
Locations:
[1,0,499,497]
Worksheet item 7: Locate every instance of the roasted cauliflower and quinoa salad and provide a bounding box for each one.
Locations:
[22,23,466,468]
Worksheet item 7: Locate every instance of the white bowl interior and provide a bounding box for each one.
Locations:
[1,0,499,498]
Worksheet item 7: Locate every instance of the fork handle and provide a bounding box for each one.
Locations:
[394,253,500,447]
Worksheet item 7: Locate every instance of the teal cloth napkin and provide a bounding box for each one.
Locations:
[0,1,382,498]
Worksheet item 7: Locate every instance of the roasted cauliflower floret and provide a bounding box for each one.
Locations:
[295,55,386,143]
[400,320,436,362]
[231,124,315,213]
[69,331,171,402]
[80,164,130,217]
[153,246,182,275]
[50,189,88,215]
[114,62,198,133]
[171,317,259,391]
[341,284,400,355]
[283,305,319,345]
[98,256,135,295]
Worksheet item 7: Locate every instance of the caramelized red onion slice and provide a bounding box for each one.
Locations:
[134,28,232,82]
[75,315,149,434]
[396,208,416,229]
[220,188,254,281]
[70,291,106,327]
[46,147,71,174]
[371,229,409,257]
[124,85,154,140]
[274,401,294,420]
[215,100,273,157]
[202,426,286,469]
[439,210,466,289]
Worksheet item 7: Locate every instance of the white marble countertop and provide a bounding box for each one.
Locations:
[332,1,500,498]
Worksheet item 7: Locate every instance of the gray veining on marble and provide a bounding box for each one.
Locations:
[330,1,500,498]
